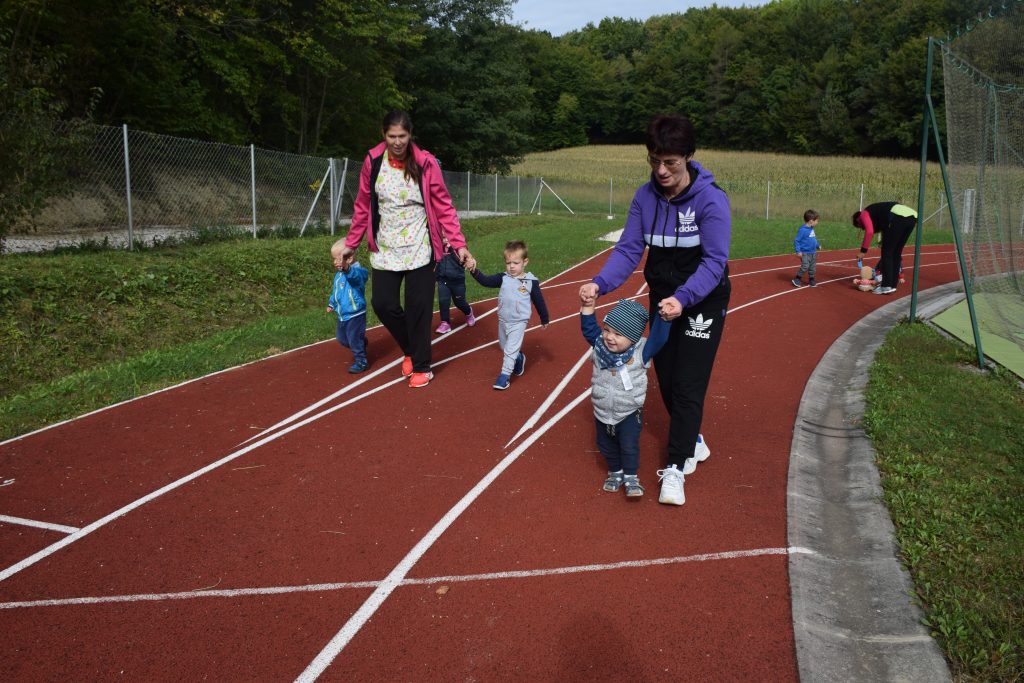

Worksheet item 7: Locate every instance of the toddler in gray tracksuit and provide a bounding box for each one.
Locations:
[580,298,668,497]
[470,240,550,390]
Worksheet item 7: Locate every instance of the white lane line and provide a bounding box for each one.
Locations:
[295,389,593,683]
[0,332,346,448]
[0,546,813,611]
[0,373,410,583]
[0,515,79,534]
[505,350,591,448]
[728,261,958,314]
[243,260,630,446]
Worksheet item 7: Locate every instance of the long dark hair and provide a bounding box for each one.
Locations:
[382,110,421,185]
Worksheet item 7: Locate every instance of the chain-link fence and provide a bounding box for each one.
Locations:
[4,121,953,254]
[4,124,552,253]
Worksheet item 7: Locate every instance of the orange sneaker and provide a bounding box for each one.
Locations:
[401,356,413,377]
[409,371,433,388]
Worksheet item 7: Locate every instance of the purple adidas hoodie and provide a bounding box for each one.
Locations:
[592,160,730,309]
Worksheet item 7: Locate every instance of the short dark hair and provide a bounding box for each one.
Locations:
[505,240,528,258]
[804,209,820,222]
[851,211,863,227]
[646,113,696,158]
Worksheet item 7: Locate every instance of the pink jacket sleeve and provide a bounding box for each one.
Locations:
[422,157,466,254]
[345,154,374,252]
[858,210,874,252]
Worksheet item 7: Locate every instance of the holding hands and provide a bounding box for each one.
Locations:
[579,282,599,307]
[457,247,476,273]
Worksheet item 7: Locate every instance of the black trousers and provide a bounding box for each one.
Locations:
[879,214,916,288]
[650,285,730,468]
[371,263,435,373]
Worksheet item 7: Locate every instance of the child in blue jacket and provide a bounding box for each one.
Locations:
[327,239,370,373]
[791,209,822,288]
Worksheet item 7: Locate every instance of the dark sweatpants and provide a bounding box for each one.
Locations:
[371,262,435,373]
[650,285,730,468]
[878,215,916,288]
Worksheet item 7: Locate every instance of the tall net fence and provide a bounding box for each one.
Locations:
[941,0,1024,353]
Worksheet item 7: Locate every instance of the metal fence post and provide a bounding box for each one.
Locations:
[494,173,498,213]
[466,172,471,213]
[765,180,771,220]
[517,176,520,214]
[608,178,614,219]
[122,124,135,250]
[335,157,349,226]
[329,157,336,235]
[859,183,864,210]
[250,144,257,237]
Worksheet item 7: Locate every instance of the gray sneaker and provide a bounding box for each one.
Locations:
[602,470,624,492]
[624,475,644,498]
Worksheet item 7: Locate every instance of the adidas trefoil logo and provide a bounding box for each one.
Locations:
[677,207,698,233]
[685,313,713,339]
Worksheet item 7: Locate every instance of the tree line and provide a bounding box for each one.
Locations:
[0,0,997,237]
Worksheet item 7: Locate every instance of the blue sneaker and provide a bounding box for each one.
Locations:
[493,373,510,390]
[513,352,526,376]
[349,359,369,374]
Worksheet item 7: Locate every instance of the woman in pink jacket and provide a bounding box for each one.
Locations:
[340,110,476,388]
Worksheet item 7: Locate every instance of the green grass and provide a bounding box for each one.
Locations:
[865,322,1023,682]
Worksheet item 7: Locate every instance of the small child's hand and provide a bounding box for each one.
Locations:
[326,306,334,314]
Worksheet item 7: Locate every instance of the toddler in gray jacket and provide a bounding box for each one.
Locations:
[580,298,668,497]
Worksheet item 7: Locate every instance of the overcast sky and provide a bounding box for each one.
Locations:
[510,0,767,36]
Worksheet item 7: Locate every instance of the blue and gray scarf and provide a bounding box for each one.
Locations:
[593,339,637,370]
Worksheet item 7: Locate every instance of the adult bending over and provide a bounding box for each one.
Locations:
[579,113,731,506]
[851,202,918,295]
[341,110,475,388]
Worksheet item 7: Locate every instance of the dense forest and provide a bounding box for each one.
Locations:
[0,0,1001,215]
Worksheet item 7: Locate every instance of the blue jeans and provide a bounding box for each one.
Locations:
[336,314,367,365]
[437,278,471,323]
[595,410,643,475]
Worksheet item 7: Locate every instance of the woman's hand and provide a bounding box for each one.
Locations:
[579,282,599,306]
[457,247,476,272]
[658,296,683,321]
[341,246,355,267]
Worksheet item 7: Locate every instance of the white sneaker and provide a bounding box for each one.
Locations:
[682,434,711,475]
[657,464,685,505]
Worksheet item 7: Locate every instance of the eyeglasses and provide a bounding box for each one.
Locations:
[647,156,685,170]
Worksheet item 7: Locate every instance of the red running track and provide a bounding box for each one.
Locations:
[0,246,959,681]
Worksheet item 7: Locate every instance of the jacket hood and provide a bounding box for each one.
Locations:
[647,159,716,203]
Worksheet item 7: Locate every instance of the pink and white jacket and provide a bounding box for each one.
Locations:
[344,141,467,261]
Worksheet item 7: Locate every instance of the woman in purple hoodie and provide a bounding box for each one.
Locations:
[579,113,731,507]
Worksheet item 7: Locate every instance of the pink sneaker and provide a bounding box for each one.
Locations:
[466,310,476,327]
[435,321,452,334]
[401,356,413,377]
[409,371,433,388]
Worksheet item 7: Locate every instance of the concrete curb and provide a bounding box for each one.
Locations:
[788,283,964,682]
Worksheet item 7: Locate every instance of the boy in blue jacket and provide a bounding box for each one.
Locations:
[791,209,822,288]
[327,239,370,373]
